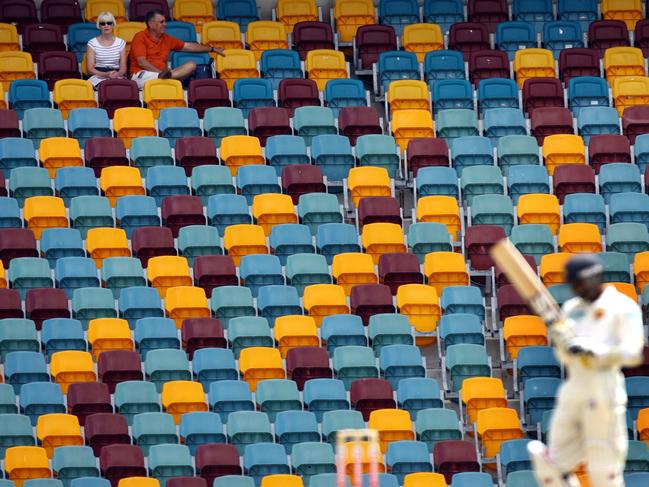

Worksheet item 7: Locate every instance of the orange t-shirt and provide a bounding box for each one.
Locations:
[129,29,185,74]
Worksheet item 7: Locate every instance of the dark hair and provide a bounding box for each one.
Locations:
[145,9,165,25]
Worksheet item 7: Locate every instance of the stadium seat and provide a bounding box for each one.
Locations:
[396,283,441,340]
[161,380,208,423]
[0,52,36,90]
[239,347,285,392]
[210,286,256,329]
[623,105,649,144]
[195,446,242,485]
[4,446,51,486]
[303,283,349,326]
[217,0,259,31]
[306,49,348,91]
[246,20,289,60]
[172,0,213,31]
[543,21,584,57]
[207,195,252,236]
[208,379,254,421]
[228,316,274,358]
[298,194,343,236]
[274,315,318,357]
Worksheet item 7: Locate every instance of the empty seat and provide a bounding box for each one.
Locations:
[589,20,630,55]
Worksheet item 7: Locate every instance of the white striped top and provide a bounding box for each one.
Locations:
[87,36,126,68]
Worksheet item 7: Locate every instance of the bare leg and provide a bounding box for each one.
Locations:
[170,61,197,81]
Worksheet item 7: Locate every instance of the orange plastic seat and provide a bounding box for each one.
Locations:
[542,134,586,176]
[114,22,146,53]
[396,283,441,338]
[539,252,573,285]
[119,479,160,487]
[223,224,268,266]
[161,380,208,423]
[277,0,318,31]
[367,408,415,453]
[216,49,259,90]
[173,0,214,31]
[252,193,298,236]
[513,48,556,88]
[637,408,649,445]
[85,0,127,22]
[361,223,407,264]
[143,79,186,118]
[402,24,443,62]
[165,286,211,328]
[612,76,649,116]
[608,282,638,302]
[53,79,97,119]
[416,196,461,240]
[50,351,96,393]
[147,256,193,298]
[23,196,68,239]
[634,251,649,292]
[0,23,20,51]
[39,137,84,177]
[303,283,349,326]
[347,166,392,207]
[220,135,265,176]
[601,0,643,30]
[557,223,602,253]
[0,52,35,90]
[333,0,376,42]
[246,21,289,60]
[0,265,6,288]
[476,407,524,458]
[239,346,285,391]
[332,252,378,295]
[202,20,244,51]
[274,315,320,357]
[113,107,157,149]
[502,315,548,359]
[387,80,431,114]
[261,475,305,487]
[391,109,435,153]
[0,86,5,109]
[305,49,348,90]
[100,166,145,207]
[423,251,469,295]
[4,446,51,487]
[87,318,134,359]
[461,377,507,424]
[86,228,131,268]
[517,194,561,235]
[604,46,646,84]
[36,413,83,458]
[403,473,447,487]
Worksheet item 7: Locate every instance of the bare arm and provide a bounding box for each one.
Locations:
[136,56,164,73]
[87,46,109,78]
[116,47,127,77]
[182,42,225,56]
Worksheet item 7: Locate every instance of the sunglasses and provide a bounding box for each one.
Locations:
[99,21,113,26]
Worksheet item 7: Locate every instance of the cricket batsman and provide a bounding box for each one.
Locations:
[528,254,645,487]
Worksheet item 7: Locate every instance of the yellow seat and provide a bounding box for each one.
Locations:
[396,283,441,338]
[557,223,602,253]
[4,446,51,487]
[23,196,68,239]
[0,23,20,51]
[333,0,376,42]
[216,48,259,90]
[348,166,392,207]
[637,408,649,445]
[0,86,5,109]
[361,223,407,264]
[423,251,469,295]
[85,0,126,22]
[143,78,186,118]
[602,0,643,30]
[161,380,208,424]
[340,440,386,475]
[305,49,347,91]
[239,346,285,391]
[0,265,7,289]
[634,251,649,292]
[517,194,561,235]
[608,282,638,302]
[303,283,349,326]
[403,473,447,487]
[612,76,649,116]
[223,224,268,266]
[261,475,304,487]
[173,0,214,31]
[387,80,431,114]
[53,79,97,119]
[36,413,83,458]
[38,137,84,178]
[113,107,157,149]
[502,315,548,359]
[87,318,134,359]
[118,479,160,487]
[147,256,193,297]
[277,0,318,31]
[86,227,131,268]
[391,109,435,153]
[513,48,556,88]
[332,252,378,295]
[539,252,573,285]
[246,21,289,60]
[114,22,145,53]
[220,135,265,176]
[165,286,211,328]
[541,134,586,176]
[202,21,244,51]
[402,23,443,63]
[367,408,415,453]
[274,315,320,357]
[416,196,461,240]
[604,47,646,84]
[476,407,524,459]
[50,350,96,393]
[100,166,145,207]
[0,51,35,90]
[461,377,508,424]
[252,193,298,236]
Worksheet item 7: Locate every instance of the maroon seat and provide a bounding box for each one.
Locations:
[84,137,129,177]
[0,0,38,33]
[0,289,24,319]
[433,440,480,483]
[0,229,38,266]
[67,382,113,426]
[624,345,649,377]
[100,444,147,487]
[23,23,65,58]
[337,106,382,145]
[0,109,21,138]
[167,478,208,487]
[181,317,227,359]
[131,226,176,267]
[25,288,69,330]
[193,255,239,296]
[350,378,396,420]
[0,169,6,197]
[85,412,131,456]
[355,24,397,70]
[195,443,242,485]
[495,254,536,289]
[378,252,424,295]
[350,283,395,325]
[161,195,206,237]
[636,19,649,57]
[357,196,401,228]
[248,107,293,146]
[293,21,335,60]
[587,134,631,174]
[467,0,508,33]
[277,78,320,115]
[464,225,506,271]
[468,49,510,86]
[40,0,82,32]
[406,138,449,176]
[497,284,530,321]
[558,48,600,82]
[188,79,231,117]
[175,136,219,176]
[128,0,170,21]
[552,165,596,203]
[97,350,144,393]
[286,346,333,390]
[38,51,81,90]
[281,164,326,204]
[98,79,141,118]
[523,78,565,114]
[622,105,649,144]
[449,22,490,60]
[530,106,574,144]
[588,20,629,56]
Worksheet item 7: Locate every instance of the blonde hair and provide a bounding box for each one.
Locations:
[96,11,117,29]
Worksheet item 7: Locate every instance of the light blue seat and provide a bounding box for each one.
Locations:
[423,0,463,32]
[311,134,355,182]
[265,135,310,174]
[286,253,331,296]
[291,442,336,483]
[101,257,147,298]
[147,444,194,486]
[379,0,419,35]
[562,193,607,232]
[236,165,281,204]
[543,21,584,57]
[577,106,620,143]
[131,411,179,455]
[0,197,23,228]
[368,313,413,354]
[496,135,540,175]
[321,314,367,356]
[449,472,493,487]
[134,317,180,358]
[158,107,202,147]
[396,377,443,419]
[207,194,252,235]
[4,351,50,393]
[496,22,536,59]
[598,251,631,283]
[377,51,420,93]
[438,314,485,351]
[507,164,550,204]
[213,477,255,487]
[115,195,161,238]
[469,194,514,234]
[625,473,649,487]
[355,134,401,178]
[178,225,222,265]
[269,223,314,265]
[315,223,361,264]
[557,0,597,31]
[436,109,480,142]
[208,379,254,421]
[460,166,504,206]
[510,224,555,264]
[0,383,17,414]
[324,79,367,115]
[144,349,192,392]
[609,192,649,230]
[55,257,99,298]
[293,106,338,146]
[379,344,425,388]
[512,0,552,31]
[228,316,273,359]
[217,0,258,30]
[239,254,284,297]
[119,286,164,328]
[55,167,99,206]
[165,20,198,41]
[52,446,99,487]
[626,440,649,473]
[256,285,302,325]
[9,167,53,207]
[0,138,38,171]
[169,51,210,70]
[415,166,458,198]
[71,287,117,326]
[483,108,527,144]
[19,382,66,425]
[114,380,161,425]
[260,49,302,89]
[431,79,473,115]
[22,108,66,147]
[440,285,485,319]
[321,409,365,443]
[408,222,453,262]
[385,440,432,483]
[275,410,320,453]
[302,378,350,422]
[227,411,274,455]
[67,108,111,147]
[524,377,560,426]
[626,376,649,420]
[515,346,561,389]
[146,166,190,206]
[191,165,235,205]
[244,443,290,486]
[129,136,174,176]
[414,407,462,451]
[69,196,114,237]
[499,439,532,477]
[332,345,379,390]
[311,474,351,487]
[67,22,101,59]
[633,133,649,174]
[204,107,247,147]
[41,318,86,358]
[255,379,302,422]
[424,50,465,82]
[477,79,520,115]
[444,344,490,392]
[297,193,343,235]
[0,413,36,456]
[567,76,610,116]
[210,286,256,329]
[8,258,53,298]
[504,470,540,487]
[233,78,276,117]
[179,411,227,454]
[194,349,240,391]
[9,79,51,118]
[598,163,642,204]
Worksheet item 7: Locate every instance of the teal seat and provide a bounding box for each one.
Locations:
[134,317,180,358]
[368,313,414,354]
[132,412,179,455]
[291,441,336,482]
[297,193,343,235]
[469,194,514,235]
[204,107,247,146]
[396,377,443,420]
[114,380,161,425]
[179,411,226,455]
[302,378,350,422]
[598,163,642,204]
[543,21,584,57]
[210,286,256,329]
[310,134,355,182]
[265,135,310,175]
[52,446,100,487]
[67,108,112,148]
[190,165,235,206]
[69,196,114,237]
[101,257,147,298]
[444,344,491,392]
[194,349,239,391]
[23,481,64,487]
[515,346,561,390]
[0,318,40,361]
[415,166,459,198]
[496,135,540,176]
[41,318,87,358]
[408,222,453,263]
[144,349,192,392]
[207,194,252,236]
[129,136,174,176]
[8,79,52,119]
[227,410,274,455]
[496,21,536,58]
[546,284,572,308]
[606,223,649,260]
[562,193,607,233]
[158,107,202,147]
[71,287,117,327]
[451,136,494,175]
[321,409,365,443]
[0,413,36,456]
[355,135,401,178]
[435,109,479,141]
[323,79,367,115]
[598,251,631,283]
[505,470,540,487]
[414,407,462,451]
[233,78,275,117]
[510,224,555,265]
[321,314,367,356]
[293,106,338,146]
[634,134,649,174]
[523,378,559,427]
[610,192,649,230]
[228,316,273,358]
[438,314,485,352]
[214,477,256,487]
[285,253,332,296]
[460,166,504,206]
[8,258,53,298]
[178,225,223,265]
[255,379,302,422]
[626,440,649,473]
[332,345,379,390]
[9,167,53,207]
[507,165,550,204]
[208,379,254,422]
[0,383,17,414]
[449,472,493,487]
[260,49,303,88]
[148,443,194,486]
[22,108,66,148]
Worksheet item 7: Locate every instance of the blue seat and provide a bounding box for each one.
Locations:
[548,284,576,307]
[297,193,343,236]
[67,108,111,148]
[396,377,443,419]
[610,192,649,229]
[0,197,22,228]
[496,22,536,59]
[210,286,256,329]
[256,285,302,325]
[158,107,202,147]
[362,474,398,487]
[4,351,50,393]
[608,223,649,259]
[101,257,147,298]
[114,380,161,425]
[67,22,100,60]
[407,222,453,262]
[385,440,432,483]
[315,223,361,264]
[542,21,584,57]
[239,254,284,297]
[379,344,426,389]
[512,0,553,31]
[69,196,114,237]
[236,165,281,204]
[599,163,642,204]
[170,51,211,70]
[0,383,17,414]
[499,439,532,477]
[191,165,235,205]
[562,193,607,232]
[431,79,473,115]
[55,167,99,206]
[208,379,255,421]
[415,167,459,198]
[213,477,255,487]
[0,413,35,456]
[52,445,100,486]
[9,167,53,207]
[8,258,53,298]
[451,136,493,175]
[626,473,649,487]
[626,376,649,420]
[423,0,463,33]
[228,317,273,358]
[275,410,320,452]
[228,411,273,454]
[179,411,226,455]
[265,135,310,174]
[524,377,560,426]
[438,314,485,352]
[507,164,550,204]
[243,443,290,485]
[217,0,259,31]
[0,138,38,172]
[41,318,86,358]
[424,50,466,82]
[377,51,420,93]
[70,479,111,487]
[311,135,355,182]
[19,381,66,425]
[55,257,99,298]
[567,76,610,116]
[260,49,302,89]
[118,286,164,328]
[233,78,276,117]
[115,195,161,238]
[477,79,520,115]
[436,109,480,142]
[22,108,66,148]
[146,166,190,206]
[269,224,314,265]
[324,79,367,115]
[321,409,365,443]
[496,135,540,175]
[165,21,197,41]
[557,0,597,31]
[129,136,175,177]
[483,108,527,144]
[440,286,485,319]
[134,317,180,358]
[449,473,493,487]
[9,79,52,118]
[195,349,240,391]
[516,346,561,389]
[132,412,179,455]
[302,378,350,422]
[321,314,367,356]
[597,251,631,283]
[626,441,649,472]
[207,194,252,236]
[379,0,419,35]
[577,106,620,143]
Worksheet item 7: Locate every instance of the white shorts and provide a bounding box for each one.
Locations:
[132,70,159,89]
